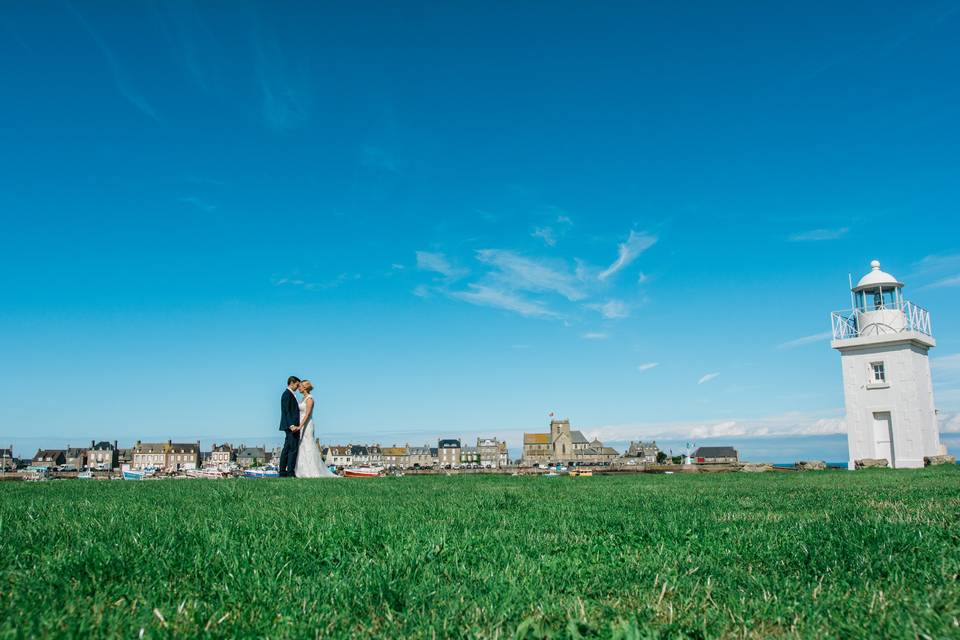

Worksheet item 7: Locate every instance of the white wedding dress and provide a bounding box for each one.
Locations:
[294,394,339,478]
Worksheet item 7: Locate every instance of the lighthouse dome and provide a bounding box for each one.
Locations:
[853,260,903,291]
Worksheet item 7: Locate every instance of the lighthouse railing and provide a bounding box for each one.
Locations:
[831,300,932,340]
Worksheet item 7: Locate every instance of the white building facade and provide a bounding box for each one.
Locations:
[831,260,945,469]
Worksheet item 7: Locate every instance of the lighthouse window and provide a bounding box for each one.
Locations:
[871,362,886,383]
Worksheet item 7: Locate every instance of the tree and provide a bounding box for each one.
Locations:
[656,451,668,464]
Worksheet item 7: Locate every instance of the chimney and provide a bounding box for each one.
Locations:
[91,440,95,448]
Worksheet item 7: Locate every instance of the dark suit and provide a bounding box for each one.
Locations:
[278,388,301,477]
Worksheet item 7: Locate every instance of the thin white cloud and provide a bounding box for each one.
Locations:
[449,284,559,319]
[698,372,720,385]
[776,331,833,350]
[912,253,960,275]
[789,227,849,242]
[582,332,609,340]
[637,362,660,372]
[68,6,161,122]
[599,231,657,281]
[476,249,585,301]
[179,196,216,213]
[584,410,847,442]
[932,354,960,372]
[921,275,960,289]
[416,251,468,280]
[531,227,557,246]
[587,299,629,319]
[253,25,313,131]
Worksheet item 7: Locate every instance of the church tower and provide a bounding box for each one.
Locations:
[831,260,945,469]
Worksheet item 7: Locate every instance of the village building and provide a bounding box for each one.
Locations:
[269,447,282,466]
[235,446,268,468]
[408,445,433,468]
[133,441,200,471]
[460,445,480,466]
[32,449,65,469]
[0,447,14,471]
[367,445,382,466]
[438,438,461,468]
[382,446,408,468]
[324,445,353,467]
[117,448,134,467]
[522,419,618,466]
[476,437,508,468]
[86,440,118,470]
[209,443,235,468]
[692,446,739,464]
[63,446,87,469]
[624,441,660,463]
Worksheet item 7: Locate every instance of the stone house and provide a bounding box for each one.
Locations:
[477,437,508,468]
[133,441,200,471]
[117,448,134,467]
[64,446,87,469]
[438,439,461,467]
[324,445,353,467]
[32,449,66,468]
[624,441,660,463]
[408,445,433,468]
[460,446,480,466]
[381,446,408,468]
[0,447,14,471]
[236,446,268,468]
[86,440,118,470]
[693,446,739,464]
[209,443,235,467]
[367,445,383,466]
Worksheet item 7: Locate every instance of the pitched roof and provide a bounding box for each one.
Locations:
[34,449,65,460]
[523,433,550,445]
[438,438,461,448]
[382,447,407,456]
[237,447,266,458]
[91,441,115,450]
[694,446,738,458]
[570,430,590,444]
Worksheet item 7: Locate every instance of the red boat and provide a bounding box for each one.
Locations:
[343,467,382,478]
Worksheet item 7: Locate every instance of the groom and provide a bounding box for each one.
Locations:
[278,376,301,477]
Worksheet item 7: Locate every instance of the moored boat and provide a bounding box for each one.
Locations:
[242,466,280,478]
[343,467,382,478]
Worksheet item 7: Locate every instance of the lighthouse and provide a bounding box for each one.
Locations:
[831,260,945,469]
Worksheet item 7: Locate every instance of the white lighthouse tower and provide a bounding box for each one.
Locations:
[831,260,945,469]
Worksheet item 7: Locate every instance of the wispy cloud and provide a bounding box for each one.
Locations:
[913,253,960,275]
[637,362,660,372]
[776,331,832,350]
[530,214,573,247]
[531,227,557,246]
[698,372,720,385]
[920,275,960,290]
[476,249,585,301]
[253,24,313,131]
[789,227,849,242]
[449,284,559,319]
[587,299,629,319]
[581,332,609,340]
[599,231,657,281]
[274,273,358,291]
[584,409,846,442]
[68,5,161,122]
[416,251,468,280]
[933,354,960,372]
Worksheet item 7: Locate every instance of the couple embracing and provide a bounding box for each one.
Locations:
[278,376,338,478]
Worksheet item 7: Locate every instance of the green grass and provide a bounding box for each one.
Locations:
[2,468,959,639]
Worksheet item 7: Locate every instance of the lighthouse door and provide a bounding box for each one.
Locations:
[872,412,895,466]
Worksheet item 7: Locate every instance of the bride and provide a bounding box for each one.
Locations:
[294,380,339,478]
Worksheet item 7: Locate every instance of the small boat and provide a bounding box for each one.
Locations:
[343,467,382,478]
[122,465,147,480]
[243,466,280,478]
[569,469,593,477]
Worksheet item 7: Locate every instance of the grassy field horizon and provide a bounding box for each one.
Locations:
[3,468,959,638]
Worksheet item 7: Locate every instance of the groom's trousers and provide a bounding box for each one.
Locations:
[279,430,300,477]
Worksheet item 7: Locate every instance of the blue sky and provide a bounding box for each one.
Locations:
[2,1,959,461]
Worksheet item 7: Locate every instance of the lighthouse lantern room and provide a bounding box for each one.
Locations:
[831,260,945,469]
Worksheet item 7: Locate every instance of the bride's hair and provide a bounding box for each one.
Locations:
[299,380,314,394]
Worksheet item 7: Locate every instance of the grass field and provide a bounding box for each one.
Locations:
[2,468,959,639]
